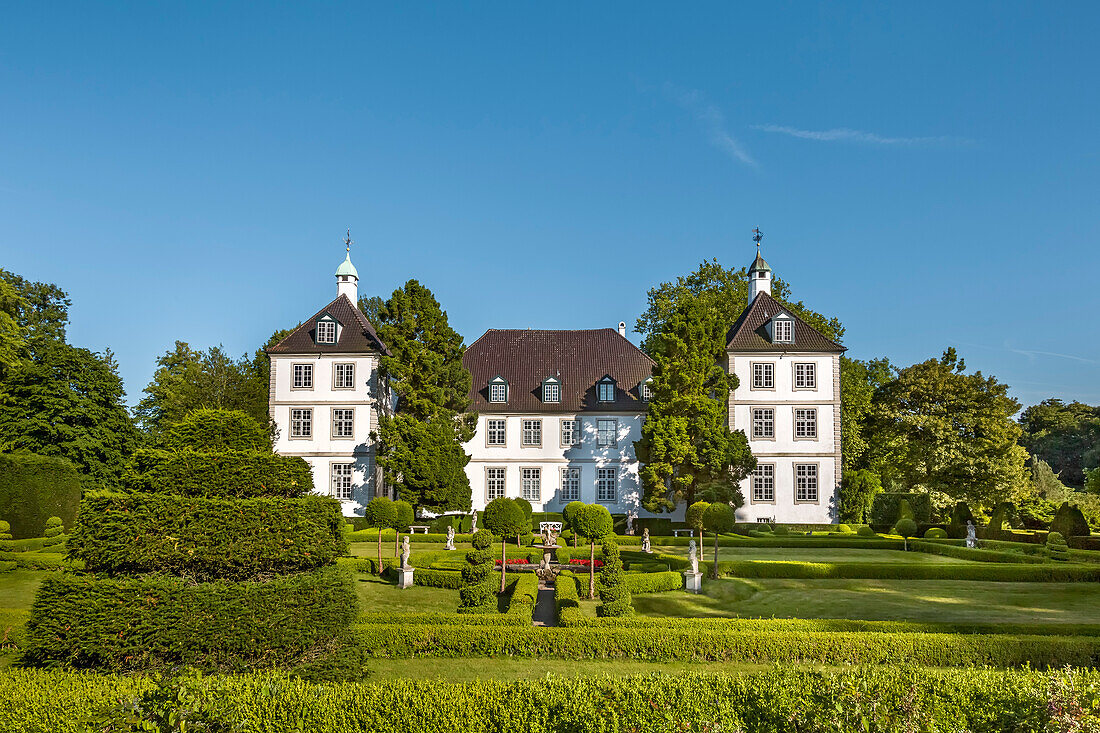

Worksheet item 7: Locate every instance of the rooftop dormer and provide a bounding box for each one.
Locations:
[488,375,509,403]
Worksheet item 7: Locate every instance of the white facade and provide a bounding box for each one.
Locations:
[463,412,644,514]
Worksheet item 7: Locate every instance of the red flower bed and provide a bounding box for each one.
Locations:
[494,558,530,566]
[568,558,604,568]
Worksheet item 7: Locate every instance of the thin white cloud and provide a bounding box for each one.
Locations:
[752,124,971,147]
[1007,348,1100,365]
[664,85,756,167]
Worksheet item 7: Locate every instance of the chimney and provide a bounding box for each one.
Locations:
[618,322,627,337]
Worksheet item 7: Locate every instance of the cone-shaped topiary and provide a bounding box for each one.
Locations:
[948,502,975,539]
[42,516,65,547]
[1047,531,1070,561]
[459,529,496,612]
[1050,502,1090,539]
[596,539,632,617]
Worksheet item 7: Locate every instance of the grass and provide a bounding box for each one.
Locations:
[633,578,1100,624]
[353,573,458,614]
[647,547,976,564]
[0,570,45,610]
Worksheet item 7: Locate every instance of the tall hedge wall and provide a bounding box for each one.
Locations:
[69,493,347,581]
[870,492,932,526]
[24,566,358,671]
[0,453,82,539]
[122,448,313,498]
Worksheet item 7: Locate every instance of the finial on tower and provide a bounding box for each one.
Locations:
[335,230,360,301]
[752,227,763,249]
[344,229,353,255]
[747,227,771,304]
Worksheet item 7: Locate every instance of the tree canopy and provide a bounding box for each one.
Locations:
[868,348,1028,508]
[1019,399,1100,489]
[839,356,894,472]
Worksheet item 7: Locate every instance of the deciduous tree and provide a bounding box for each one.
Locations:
[574,504,614,599]
[483,497,527,593]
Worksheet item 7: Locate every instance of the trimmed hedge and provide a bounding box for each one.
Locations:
[623,570,682,594]
[122,448,313,498]
[24,566,358,672]
[704,559,1100,582]
[69,493,348,581]
[359,611,528,626]
[161,408,272,452]
[5,666,1100,733]
[0,453,82,539]
[870,492,931,526]
[909,540,1050,564]
[349,623,1100,667]
[555,571,582,625]
[505,573,539,619]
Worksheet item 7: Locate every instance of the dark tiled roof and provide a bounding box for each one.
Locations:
[268,294,389,355]
[464,329,654,414]
[726,292,845,353]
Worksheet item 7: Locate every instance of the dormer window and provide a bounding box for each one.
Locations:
[768,314,793,344]
[597,375,616,403]
[316,317,337,344]
[641,377,654,402]
[488,376,508,403]
[542,377,561,403]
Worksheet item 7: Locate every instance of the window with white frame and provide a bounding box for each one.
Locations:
[522,467,541,501]
[560,419,579,446]
[332,408,354,438]
[331,463,353,500]
[543,381,561,403]
[752,362,774,389]
[486,467,506,500]
[752,464,775,502]
[596,468,616,502]
[597,378,615,402]
[333,362,355,389]
[794,362,816,389]
[489,378,508,403]
[521,419,542,446]
[316,320,336,344]
[290,408,312,438]
[486,418,506,446]
[597,418,617,446]
[752,408,774,439]
[794,408,817,439]
[292,364,313,389]
[560,467,580,502]
[773,319,792,343]
[756,517,774,524]
[795,464,818,502]
[641,380,654,402]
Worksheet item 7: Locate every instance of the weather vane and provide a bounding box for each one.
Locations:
[344,229,353,255]
[752,227,763,249]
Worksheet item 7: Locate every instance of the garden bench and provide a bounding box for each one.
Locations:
[408,525,430,534]
[672,529,694,538]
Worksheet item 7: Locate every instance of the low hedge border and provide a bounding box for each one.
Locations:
[555,571,583,625]
[0,551,75,571]
[348,623,1100,667]
[623,570,682,594]
[359,612,528,627]
[4,666,1100,733]
[505,573,539,619]
[909,540,1049,564]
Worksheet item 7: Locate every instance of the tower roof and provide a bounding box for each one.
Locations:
[748,251,771,273]
[335,252,359,279]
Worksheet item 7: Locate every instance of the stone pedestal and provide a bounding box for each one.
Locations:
[683,571,703,594]
[397,567,415,589]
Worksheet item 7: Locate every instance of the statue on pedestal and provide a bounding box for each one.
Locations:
[470,510,478,533]
[400,535,411,569]
[445,525,456,550]
[626,512,635,536]
[966,520,978,549]
[688,540,699,575]
[642,527,652,554]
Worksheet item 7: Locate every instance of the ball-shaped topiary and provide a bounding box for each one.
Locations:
[1046,530,1070,561]
[836,524,853,533]
[596,539,632,617]
[459,529,496,611]
[574,505,614,599]
[773,524,789,536]
[483,498,529,593]
[42,516,65,547]
[894,518,918,550]
[562,500,585,547]
[856,525,877,537]
[923,527,948,539]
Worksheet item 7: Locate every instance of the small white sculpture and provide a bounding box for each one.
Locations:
[688,539,699,575]
[400,535,411,569]
[642,527,652,554]
[445,525,456,550]
[470,510,478,533]
[626,512,635,536]
[966,520,977,549]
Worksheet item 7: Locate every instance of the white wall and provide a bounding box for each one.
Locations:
[464,413,646,515]
[270,353,379,516]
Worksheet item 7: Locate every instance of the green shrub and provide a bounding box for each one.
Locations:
[411,568,464,589]
[555,571,583,625]
[0,520,11,552]
[948,501,976,539]
[896,498,914,522]
[856,526,878,537]
[596,540,631,617]
[459,529,495,612]
[41,516,65,548]
[573,504,614,599]
[987,502,1017,539]
[836,524,853,533]
[894,518,918,549]
[0,454,82,539]
[1051,502,1091,538]
[5,666,1100,732]
[870,493,931,527]
[68,493,347,581]
[623,571,682,594]
[161,408,271,452]
[772,524,789,536]
[700,557,1100,582]
[123,449,313,498]
[1047,531,1070,561]
[24,566,358,672]
[505,573,539,619]
[924,527,948,539]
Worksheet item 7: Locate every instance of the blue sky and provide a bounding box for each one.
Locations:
[1,2,1097,409]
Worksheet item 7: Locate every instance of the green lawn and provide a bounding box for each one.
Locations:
[0,570,45,610]
[633,578,1100,624]
[647,547,976,564]
[353,573,458,614]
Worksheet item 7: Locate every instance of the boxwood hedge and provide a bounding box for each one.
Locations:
[0,453,82,539]
[122,448,313,498]
[24,566,358,672]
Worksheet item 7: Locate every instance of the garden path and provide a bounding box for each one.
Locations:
[532,579,557,627]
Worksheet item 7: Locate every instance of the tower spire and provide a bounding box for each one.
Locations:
[747,227,772,304]
[344,229,353,255]
[335,230,360,301]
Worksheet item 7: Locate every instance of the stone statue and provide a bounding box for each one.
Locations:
[470,510,478,533]
[688,540,699,574]
[445,525,456,551]
[966,520,977,549]
[400,535,411,569]
[626,512,635,536]
[642,527,652,554]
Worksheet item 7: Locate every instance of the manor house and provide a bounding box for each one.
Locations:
[268,243,844,524]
